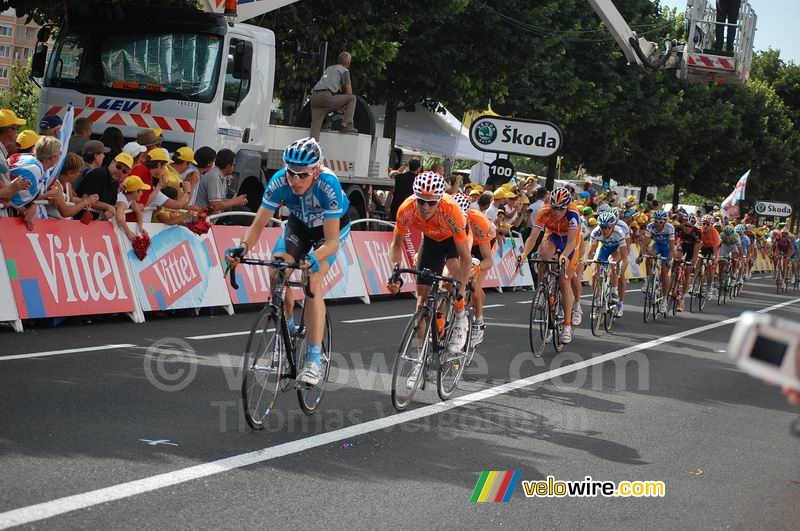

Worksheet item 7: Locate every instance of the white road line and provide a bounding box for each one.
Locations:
[2,295,797,529]
[187,329,274,340]
[0,344,136,362]
[342,304,505,324]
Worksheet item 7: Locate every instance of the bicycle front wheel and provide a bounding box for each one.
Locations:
[529,287,550,358]
[438,306,471,401]
[590,280,604,337]
[296,311,333,414]
[391,309,431,411]
[643,276,653,323]
[241,308,284,430]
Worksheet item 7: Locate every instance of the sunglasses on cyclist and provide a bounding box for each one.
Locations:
[416,198,439,207]
[286,167,315,179]
[551,206,566,211]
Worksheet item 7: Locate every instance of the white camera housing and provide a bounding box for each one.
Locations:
[729,312,800,391]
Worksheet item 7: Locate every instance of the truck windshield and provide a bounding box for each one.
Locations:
[46,29,223,103]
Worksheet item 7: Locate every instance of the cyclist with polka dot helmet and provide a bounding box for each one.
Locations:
[389,171,472,357]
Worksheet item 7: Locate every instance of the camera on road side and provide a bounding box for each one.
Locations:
[728,312,800,391]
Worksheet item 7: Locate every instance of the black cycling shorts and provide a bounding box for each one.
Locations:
[680,242,696,257]
[417,236,458,285]
[700,245,714,258]
[274,213,350,264]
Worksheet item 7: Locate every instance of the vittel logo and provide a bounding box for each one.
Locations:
[140,241,201,306]
[26,233,128,303]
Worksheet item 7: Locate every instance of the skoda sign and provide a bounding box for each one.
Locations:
[469,115,563,158]
[755,201,793,217]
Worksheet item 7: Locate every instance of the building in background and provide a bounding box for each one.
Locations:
[0,8,41,90]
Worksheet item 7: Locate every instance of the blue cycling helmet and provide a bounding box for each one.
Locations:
[598,211,616,227]
[610,207,620,222]
[653,210,668,221]
[283,137,322,167]
[734,224,745,234]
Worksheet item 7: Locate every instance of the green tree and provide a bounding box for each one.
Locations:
[0,0,198,25]
[0,60,39,128]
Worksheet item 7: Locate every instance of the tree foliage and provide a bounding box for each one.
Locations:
[0,60,39,128]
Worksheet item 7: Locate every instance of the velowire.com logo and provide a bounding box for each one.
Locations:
[470,471,521,503]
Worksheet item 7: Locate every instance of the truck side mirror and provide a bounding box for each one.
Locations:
[31,43,48,78]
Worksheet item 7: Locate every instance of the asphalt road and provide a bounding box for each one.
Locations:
[1,276,799,530]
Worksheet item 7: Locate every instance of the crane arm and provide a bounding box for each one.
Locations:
[586,0,680,71]
[201,0,300,22]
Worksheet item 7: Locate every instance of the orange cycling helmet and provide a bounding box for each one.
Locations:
[550,187,571,208]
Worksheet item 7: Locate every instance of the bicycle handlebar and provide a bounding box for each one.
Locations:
[388,267,460,291]
[226,258,314,298]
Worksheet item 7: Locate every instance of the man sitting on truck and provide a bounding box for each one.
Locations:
[309,52,358,140]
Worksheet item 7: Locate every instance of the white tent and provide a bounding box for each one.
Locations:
[371,104,496,164]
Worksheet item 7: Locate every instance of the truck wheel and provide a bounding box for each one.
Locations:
[296,95,375,137]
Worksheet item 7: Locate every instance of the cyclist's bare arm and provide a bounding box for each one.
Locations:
[562,229,581,263]
[454,239,472,296]
[520,226,543,259]
[388,230,405,267]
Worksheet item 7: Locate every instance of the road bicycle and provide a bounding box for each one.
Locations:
[688,257,714,313]
[668,258,687,316]
[716,257,733,305]
[528,256,566,357]
[587,259,618,336]
[388,267,473,411]
[775,258,790,294]
[228,258,332,430]
[643,254,668,322]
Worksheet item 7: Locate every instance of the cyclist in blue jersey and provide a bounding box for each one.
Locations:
[642,210,676,314]
[587,211,630,303]
[735,224,750,284]
[226,137,350,386]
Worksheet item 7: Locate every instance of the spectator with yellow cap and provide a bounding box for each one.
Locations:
[126,147,194,220]
[8,130,41,167]
[76,151,135,221]
[165,146,198,197]
[486,187,515,223]
[116,175,151,241]
[0,109,29,213]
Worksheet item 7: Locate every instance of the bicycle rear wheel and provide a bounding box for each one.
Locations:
[438,305,471,401]
[241,308,284,430]
[643,276,653,323]
[296,310,333,414]
[529,287,550,358]
[391,309,431,411]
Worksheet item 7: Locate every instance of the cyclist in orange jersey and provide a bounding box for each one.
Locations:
[388,172,472,354]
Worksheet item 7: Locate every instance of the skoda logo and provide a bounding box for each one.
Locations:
[475,121,497,145]
[756,203,766,213]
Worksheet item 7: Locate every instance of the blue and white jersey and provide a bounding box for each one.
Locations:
[8,154,44,208]
[615,219,631,239]
[646,221,675,244]
[261,167,349,228]
[590,225,627,251]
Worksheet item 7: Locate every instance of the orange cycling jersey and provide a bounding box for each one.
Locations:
[533,204,582,237]
[394,194,467,243]
[700,228,721,248]
[467,209,495,245]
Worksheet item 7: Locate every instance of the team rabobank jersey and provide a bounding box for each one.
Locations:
[533,205,581,237]
[590,225,627,250]
[261,167,349,228]
[646,221,675,244]
[8,154,43,207]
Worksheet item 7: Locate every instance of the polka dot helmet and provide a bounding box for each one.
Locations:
[413,171,446,201]
[452,192,471,215]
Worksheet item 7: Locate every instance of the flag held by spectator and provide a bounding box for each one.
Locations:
[720,169,750,218]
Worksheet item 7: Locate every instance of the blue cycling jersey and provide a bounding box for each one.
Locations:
[261,167,350,228]
[741,234,751,250]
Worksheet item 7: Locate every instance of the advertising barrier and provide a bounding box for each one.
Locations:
[120,223,233,314]
[493,235,534,288]
[0,242,22,331]
[0,218,137,320]
[350,231,416,295]
[209,226,369,304]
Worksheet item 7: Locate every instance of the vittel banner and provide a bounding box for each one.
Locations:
[0,219,135,318]
[122,224,230,312]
